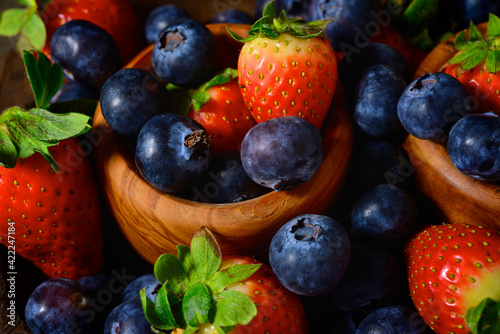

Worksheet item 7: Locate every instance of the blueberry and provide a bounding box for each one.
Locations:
[241,116,323,190]
[186,153,269,203]
[152,20,217,88]
[254,0,312,20]
[308,0,378,52]
[144,4,192,45]
[119,273,161,304]
[397,72,471,142]
[354,65,407,137]
[25,278,96,334]
[104,300,155,333]
[327,246,401,313]
[50,81,98,103]
[350,184,418,244]
[77,274,109,296]
[339,43,411,97]
[206,9,255,24]
[356,305,428,334]
[50,20,121,90]
[448,113,500,182]
[135,113,213,193]
[353,141,414,193]
[100,68,172,137]
[269,214,351,296]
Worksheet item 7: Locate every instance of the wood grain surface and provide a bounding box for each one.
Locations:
[92,24,354,264]
[0,49,33,112]
[403,22,500,230]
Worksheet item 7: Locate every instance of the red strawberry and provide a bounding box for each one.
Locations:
[0,138,104,280]
[1,0,145,64]
[228,2,337,130]
[404,223,500,334]
[141,227,309,333]
[0,51,103,280]
[442,14,500,116]
[187,68,256,156]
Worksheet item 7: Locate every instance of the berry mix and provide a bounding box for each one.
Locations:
[0,0,499,333]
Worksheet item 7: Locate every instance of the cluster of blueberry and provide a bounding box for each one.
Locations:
[347,43,500,182]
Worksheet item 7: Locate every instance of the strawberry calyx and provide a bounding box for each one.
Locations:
[465,298,500,334]
[448,14,500,76]
[190,68,238,111]
[0,50,92,172]
[141,226,262,334]
[227,0,330,43]
[167,68,238,116]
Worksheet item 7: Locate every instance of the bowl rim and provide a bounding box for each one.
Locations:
[93,23,352,208]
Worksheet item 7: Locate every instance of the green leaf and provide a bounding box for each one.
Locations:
[190,227,222,282]
[23,50,63,109]
[177,245,198,284]
[16,0,36,6]
[191,91,211,111]
[0,107,91,172]
[0,130,17,168]
[18,11,46,52]
[207,264,262,293]
[183,325,199,334]
[200,68,238,91]
[212,290,257,327]
[228,0,330,42]
[154,284,184,329]
[469,20,485,43]
[486,50,500,73]
[455,31,476,51]
[182,282,211,327]
[488,14,500,38]
[458,47,488,71]
[0,8,27,37]
[15,108,90,140]
[140,288,174,331]
[153,253,189,294]
[401,0,439,35]
[262,0,277,24]
[448,44,489,71]
[465,298,500,334]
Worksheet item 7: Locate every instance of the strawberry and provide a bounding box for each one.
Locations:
[0,51,103,280]
[0,0,145,64]
[0,138,104,279]
[141,227,309,334]
[186,68,257,156]
[404,223,500,334]
[228,1,337,130]
[442,14,500,116]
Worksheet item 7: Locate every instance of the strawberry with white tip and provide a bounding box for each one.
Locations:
[405,223,500,334]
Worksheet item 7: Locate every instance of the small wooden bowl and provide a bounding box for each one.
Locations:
[92,24,354,264]
[403,22,500,231]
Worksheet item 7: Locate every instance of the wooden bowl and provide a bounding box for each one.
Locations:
[402,22,500,231]
[92,24,354,264]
